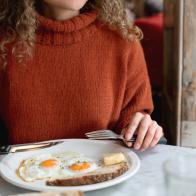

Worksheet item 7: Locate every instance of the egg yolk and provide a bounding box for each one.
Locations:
[40,159,58,168]
[69,162,91,171]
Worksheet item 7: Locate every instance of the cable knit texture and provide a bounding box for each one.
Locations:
[0,11,153,144]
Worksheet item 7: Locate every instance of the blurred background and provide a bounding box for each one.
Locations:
[125,0,196,148]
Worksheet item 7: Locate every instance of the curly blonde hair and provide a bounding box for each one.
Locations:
[0,0,142,68]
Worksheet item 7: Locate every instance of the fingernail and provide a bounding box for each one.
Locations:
[127,143,133,147]
[134,143,140,150]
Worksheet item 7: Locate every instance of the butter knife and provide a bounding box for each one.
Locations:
[0,141,63,154]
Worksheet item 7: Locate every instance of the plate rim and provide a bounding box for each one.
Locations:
[0,139,140,192]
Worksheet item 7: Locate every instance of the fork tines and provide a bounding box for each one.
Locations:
[85,130,136,143]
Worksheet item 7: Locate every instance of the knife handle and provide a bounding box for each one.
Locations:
[0,145,11,154]
[10,143,53,153]
[0,142,61,154]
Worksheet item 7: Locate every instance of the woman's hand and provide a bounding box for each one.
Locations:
[122,112,163,151]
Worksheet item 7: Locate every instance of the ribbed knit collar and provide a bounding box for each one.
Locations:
[36,11,98,45]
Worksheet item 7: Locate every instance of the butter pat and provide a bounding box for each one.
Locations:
[103,153,126,166]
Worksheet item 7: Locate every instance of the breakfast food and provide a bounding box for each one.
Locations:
[103,153,126,166]
[17,152,98,182]
[17,151,129,186]
[47,162,128,186]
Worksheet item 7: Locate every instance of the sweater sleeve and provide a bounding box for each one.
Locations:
[115,41,154,132]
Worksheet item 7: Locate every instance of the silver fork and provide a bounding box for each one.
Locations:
[85,130,136,143]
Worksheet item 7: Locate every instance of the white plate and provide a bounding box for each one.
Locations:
[0,139,140,192]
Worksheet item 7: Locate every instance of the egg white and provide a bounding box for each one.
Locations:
[17,152,98,182]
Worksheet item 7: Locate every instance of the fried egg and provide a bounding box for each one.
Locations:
[17,152,98,182]
[60,157,98,176]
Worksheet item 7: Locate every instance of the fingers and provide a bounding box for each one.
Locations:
[121,112,164,151]
[140,121,157,151]
[121,128,133,147]
[134,114,152,150]
[124,112,143,140]
[150,126,164,148]
[123,112,143,147]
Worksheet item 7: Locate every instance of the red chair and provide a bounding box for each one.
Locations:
[135,13,163,89]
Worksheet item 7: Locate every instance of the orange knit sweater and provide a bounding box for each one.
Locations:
[0,11,153,144]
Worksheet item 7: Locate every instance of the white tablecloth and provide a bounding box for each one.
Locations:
[1,144,196,196]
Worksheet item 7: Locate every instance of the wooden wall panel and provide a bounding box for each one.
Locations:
[164,0,196,147]
[181,0,196,121]
[163,0,183,145]
[181,0,196,147]
[182,122,196,147]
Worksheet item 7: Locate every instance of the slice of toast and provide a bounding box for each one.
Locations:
[46,162,129,186]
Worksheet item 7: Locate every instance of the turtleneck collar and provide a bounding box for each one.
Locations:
[36,11,98,45]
